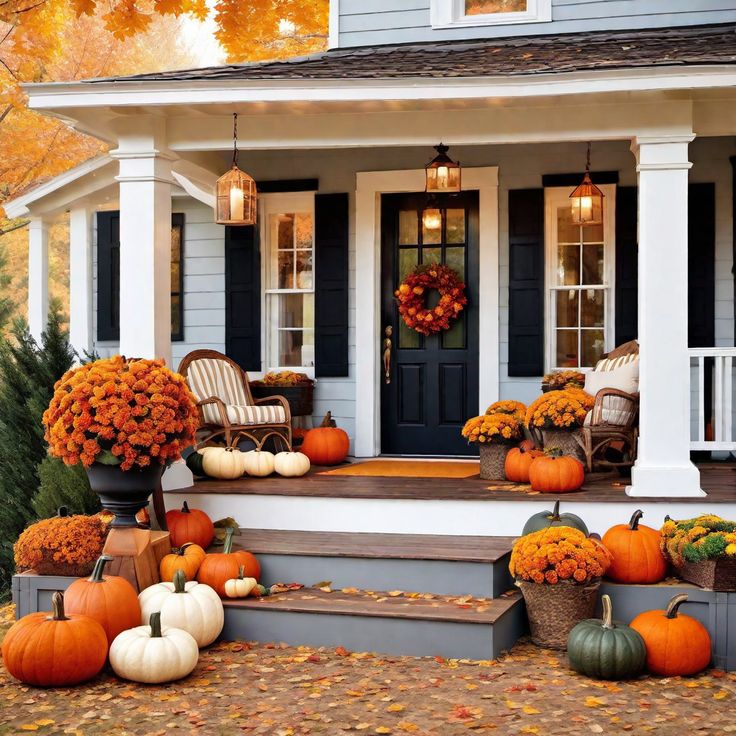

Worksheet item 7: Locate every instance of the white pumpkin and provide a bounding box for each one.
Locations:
[242,449,275,477]
[201,447,244,480]
[109,612,199,684]
[274,451,311,478]
[223,565,258,598]
[139,570,224,648]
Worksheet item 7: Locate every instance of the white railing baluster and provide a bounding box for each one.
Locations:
[724,356,733,443]
[715,355,724,443]
[688,348,736,452]
[698,356,705,443]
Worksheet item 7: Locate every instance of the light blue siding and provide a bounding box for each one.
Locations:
[337,0,736,48]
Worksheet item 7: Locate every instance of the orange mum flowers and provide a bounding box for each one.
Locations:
[43,356,199,471]
[509,527,612,585]
[461,412,522,445]
[524,388,595,431]
[485,400,526,422]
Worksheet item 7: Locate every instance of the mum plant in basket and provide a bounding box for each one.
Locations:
[510,527,612,649]
[485,399,527,422]
[462,412,523,480]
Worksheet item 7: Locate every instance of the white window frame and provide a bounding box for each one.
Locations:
[260,192,316,377]
[543,184,616,372]
[431,0,551,28]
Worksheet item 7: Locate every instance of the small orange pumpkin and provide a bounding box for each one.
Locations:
[197,527,260,597]
[165,501,215,549]
[602,510,667,584]
[528,450,584,493]
[159,542,207,582]
[301,412,350,466]
[504,445,544,483]
[519,438,537,453]
[630,594,711,676]
[64,555,141,646]
[2,592,108,686]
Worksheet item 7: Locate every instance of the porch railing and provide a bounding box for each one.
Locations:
[689,347,736,452]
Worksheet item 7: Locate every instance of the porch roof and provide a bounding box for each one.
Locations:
[93,23,736,84]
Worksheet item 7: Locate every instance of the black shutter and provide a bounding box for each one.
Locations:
[225,225,261,372]
[97,211,120,341]
[688,182,715,348]
[615,186,638,345]
[314,193,349,377]
[508,189,545,377]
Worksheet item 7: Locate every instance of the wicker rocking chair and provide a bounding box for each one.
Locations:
[179,349,292,451]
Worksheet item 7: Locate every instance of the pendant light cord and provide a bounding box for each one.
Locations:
[586,141,591,173]
[232,112,239,167]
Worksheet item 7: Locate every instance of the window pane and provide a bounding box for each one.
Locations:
[557,244,580,285]
[445,246,465,280]
[171,295,181,337]
[582,244,604,284]
[399,210,418,245]
[276,214,294,249]
[442,314,465,349]
[446,209,465,244]
[277,293,310,328]
[296,250,313,289]
[556,330,579,368]
[422,247,441,265]
[466,0,527,14]
[170,261,180,292]
[581,289,604,327]
[422,211,442,245]
[582,330,605,367]
[556,290,578,328]
[557,205,578,244]
[583,223,604,243]
[277,251,294,288]
[399,248,418,281]
[278,330,304,367]
[295,213,313,249]
[398,321,420,349]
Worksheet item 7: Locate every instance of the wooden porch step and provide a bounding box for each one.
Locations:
[233,529,515,599]
[221,587,525,660]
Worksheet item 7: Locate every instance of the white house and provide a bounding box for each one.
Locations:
[7,1,736,505]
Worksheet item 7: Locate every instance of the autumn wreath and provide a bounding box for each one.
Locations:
[394,263,467,336]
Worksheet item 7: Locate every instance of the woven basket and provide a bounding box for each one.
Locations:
[250,384,314,417]
[517,579,601,649]
[32,560,97,577]
[676,558,736,592]
[479,444,511,481]
[541,428,586,464]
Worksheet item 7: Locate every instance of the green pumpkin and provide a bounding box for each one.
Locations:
[185,450,206,477]
[521,500,589,536]
[567,594,646,680]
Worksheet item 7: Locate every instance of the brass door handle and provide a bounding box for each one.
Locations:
[382,325,393,384]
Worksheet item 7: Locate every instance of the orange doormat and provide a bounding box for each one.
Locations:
[319,460,480,479]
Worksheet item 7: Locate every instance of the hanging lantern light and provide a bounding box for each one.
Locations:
[425,143,461,193]
[422,194,442,231]
[216,113,257,226]
[570,142,604,226]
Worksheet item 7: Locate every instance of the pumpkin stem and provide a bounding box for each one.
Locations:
[238,565,245,580]
[665,593,689,619]
[176,543,194,556]
[601,594,614,629]
[223,527,235,555]
[182,501,191,514]
[173,569,187,593]
[629,510,644,531]
[550,500,561,521]
[88,554,114,583]
[50,592,68,621]
[57,506,69,517]
[320,411,336,428]
[149,611,163,638]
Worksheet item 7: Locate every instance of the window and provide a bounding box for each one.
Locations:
[431,0,551,27]
[262,193,315,371]
[544,186,615,370]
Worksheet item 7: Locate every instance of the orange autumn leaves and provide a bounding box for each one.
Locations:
[43,356,198,470]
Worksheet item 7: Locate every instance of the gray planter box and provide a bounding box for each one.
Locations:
[12,572,77,619]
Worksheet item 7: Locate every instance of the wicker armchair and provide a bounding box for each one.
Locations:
[179,349,292,450]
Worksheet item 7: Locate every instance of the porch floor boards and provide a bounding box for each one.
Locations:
[182,463,736,504]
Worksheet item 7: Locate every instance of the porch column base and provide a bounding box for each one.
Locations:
[626,462,705,497]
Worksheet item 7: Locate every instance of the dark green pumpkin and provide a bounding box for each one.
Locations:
[521,500,589,536]
[185,451,206,477]
[567,594,646,680]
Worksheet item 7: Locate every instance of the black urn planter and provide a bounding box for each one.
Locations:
[86,463,165,528]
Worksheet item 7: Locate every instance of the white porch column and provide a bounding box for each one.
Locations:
[112,121,175,366]
[27,217,49,343]
[627,135,704,497]
[69,207,93,357]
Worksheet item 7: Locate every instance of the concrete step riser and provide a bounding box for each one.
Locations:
[221,604,526,660]
[258,553,513,599]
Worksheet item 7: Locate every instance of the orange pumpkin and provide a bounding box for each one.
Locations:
[519,439,537,452]
[159,542,207,582]
[2,592,108,686]
[630,594,711,676]
[64,555,141,646]
[602,510,667,584]
[301,411,350,466]
[166,501,215,549]
[528,451,584,493]
[504,446,544,483]
[197,527,260,597]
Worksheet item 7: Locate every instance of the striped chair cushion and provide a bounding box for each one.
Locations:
[594,353,639,372]
[186,358,249,425]
[225,404,287,426]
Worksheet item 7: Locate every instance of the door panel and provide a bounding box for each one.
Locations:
[381,192,479,456]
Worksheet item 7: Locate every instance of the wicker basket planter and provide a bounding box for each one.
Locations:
[541,428,586,464]
[250,383,314,417]
[479,444,512,481]
[516,580,601,649]
[676,558,736,592]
